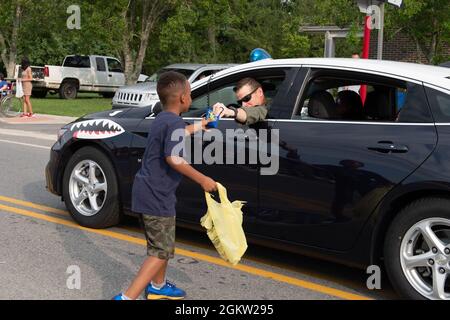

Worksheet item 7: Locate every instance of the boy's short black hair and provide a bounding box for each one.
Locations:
[0,73,4,80]
[157,71,188,107]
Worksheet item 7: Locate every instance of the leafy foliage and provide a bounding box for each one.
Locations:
[1,0,448,79]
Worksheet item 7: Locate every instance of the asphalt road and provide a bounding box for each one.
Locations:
[0,116,399,300]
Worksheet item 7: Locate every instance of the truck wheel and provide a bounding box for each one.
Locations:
[62,147,121,229]
[59,81,78,99]
[32,90,48,99]
[384,198,450,300]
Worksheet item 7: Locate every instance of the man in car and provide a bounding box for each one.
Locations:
[212,77,268,125]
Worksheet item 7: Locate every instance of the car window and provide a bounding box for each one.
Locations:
[64,56,91,68]
[424,87,450,122]
[183,68,291,118]
[294,69,433,123]
[193,69,222,82]
[107,59,123,73]
[184,85,236,117]
[146,68,195,82]
[395,84,432,122]
[96,58,106,72]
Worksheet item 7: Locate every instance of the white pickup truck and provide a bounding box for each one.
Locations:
[15,55,147,99]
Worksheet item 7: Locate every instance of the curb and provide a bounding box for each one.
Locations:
[0,114,77,125]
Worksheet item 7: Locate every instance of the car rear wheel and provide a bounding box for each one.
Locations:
[63,147,121,228]
[59,81,78,99]
[384,198,450,300]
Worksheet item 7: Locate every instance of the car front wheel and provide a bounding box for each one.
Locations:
[63,147,121,228]
[384,198,450,300]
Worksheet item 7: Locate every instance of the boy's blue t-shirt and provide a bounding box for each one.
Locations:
[132,111,186,217]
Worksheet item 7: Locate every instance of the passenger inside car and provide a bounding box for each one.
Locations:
[306,90,337,119]
[335,90,364,120]
[363,90,392,121]
[296,76,409,123]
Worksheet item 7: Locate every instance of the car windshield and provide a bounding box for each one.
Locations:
[146,68,195,82]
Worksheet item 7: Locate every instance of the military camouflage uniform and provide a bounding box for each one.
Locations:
[239,105,269,125]
[140,215,176,260]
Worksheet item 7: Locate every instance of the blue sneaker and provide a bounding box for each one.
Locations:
[112,293,129,300]
[145,281,186,300]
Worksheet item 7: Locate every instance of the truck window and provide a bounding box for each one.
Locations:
[107,59,123,73]
[96,58,106,72]
[64,56,91,68]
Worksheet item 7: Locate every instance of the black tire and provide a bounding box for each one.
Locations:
[59,81,78,99]
[62,147,121,228]
[32,90,48,99]
[384,198,450,300]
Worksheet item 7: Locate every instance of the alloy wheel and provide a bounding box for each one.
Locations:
[400,218,450,300]
[68,160,108,217]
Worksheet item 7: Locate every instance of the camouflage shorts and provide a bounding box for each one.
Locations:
[140,214,176,260]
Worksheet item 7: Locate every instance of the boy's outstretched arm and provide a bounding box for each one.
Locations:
[166,156,217,192]
[185,118,212,136]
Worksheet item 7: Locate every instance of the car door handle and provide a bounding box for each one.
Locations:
[108,74,113,77]
[368,141,409,154]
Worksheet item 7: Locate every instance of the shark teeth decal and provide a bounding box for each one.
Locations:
[70,119,125,140]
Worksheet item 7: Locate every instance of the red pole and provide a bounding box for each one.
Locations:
[360,15,371,105]
[362,15,371,59]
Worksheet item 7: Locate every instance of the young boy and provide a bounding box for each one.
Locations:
[113,71,217,300]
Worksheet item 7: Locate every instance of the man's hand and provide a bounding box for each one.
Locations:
[213,103,234,118]
[201,176,218,193]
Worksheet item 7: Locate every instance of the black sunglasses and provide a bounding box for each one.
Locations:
[236,87,259,106]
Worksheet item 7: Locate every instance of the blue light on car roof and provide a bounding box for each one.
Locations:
[250,48,272,62]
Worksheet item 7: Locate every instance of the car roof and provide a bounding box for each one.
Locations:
[164,63,238,71]
[199,58,450,91]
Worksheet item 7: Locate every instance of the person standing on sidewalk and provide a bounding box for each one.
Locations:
[20,57,34,118]
[113,71,217,300]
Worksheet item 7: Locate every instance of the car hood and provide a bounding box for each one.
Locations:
[67,109,132,125]
[116,81,157,94]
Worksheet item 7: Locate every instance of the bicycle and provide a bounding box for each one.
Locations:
[0,83,23,117]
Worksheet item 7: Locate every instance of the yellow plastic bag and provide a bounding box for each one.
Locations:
[200,183,247,265]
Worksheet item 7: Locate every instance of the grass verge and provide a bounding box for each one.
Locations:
[30,93,112,117]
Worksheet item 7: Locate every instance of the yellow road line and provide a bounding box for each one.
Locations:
[0,195,68,215]
[0,202,372,300]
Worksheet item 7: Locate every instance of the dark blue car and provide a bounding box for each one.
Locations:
[46,58,450,300]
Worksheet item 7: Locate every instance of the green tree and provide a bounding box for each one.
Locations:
[385,0,450,63]
[20,0,124,65]
[120,0,172,84]
[0,0,25,78]
[157,0,234,64]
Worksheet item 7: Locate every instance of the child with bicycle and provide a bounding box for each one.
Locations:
[0,73,9,95]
